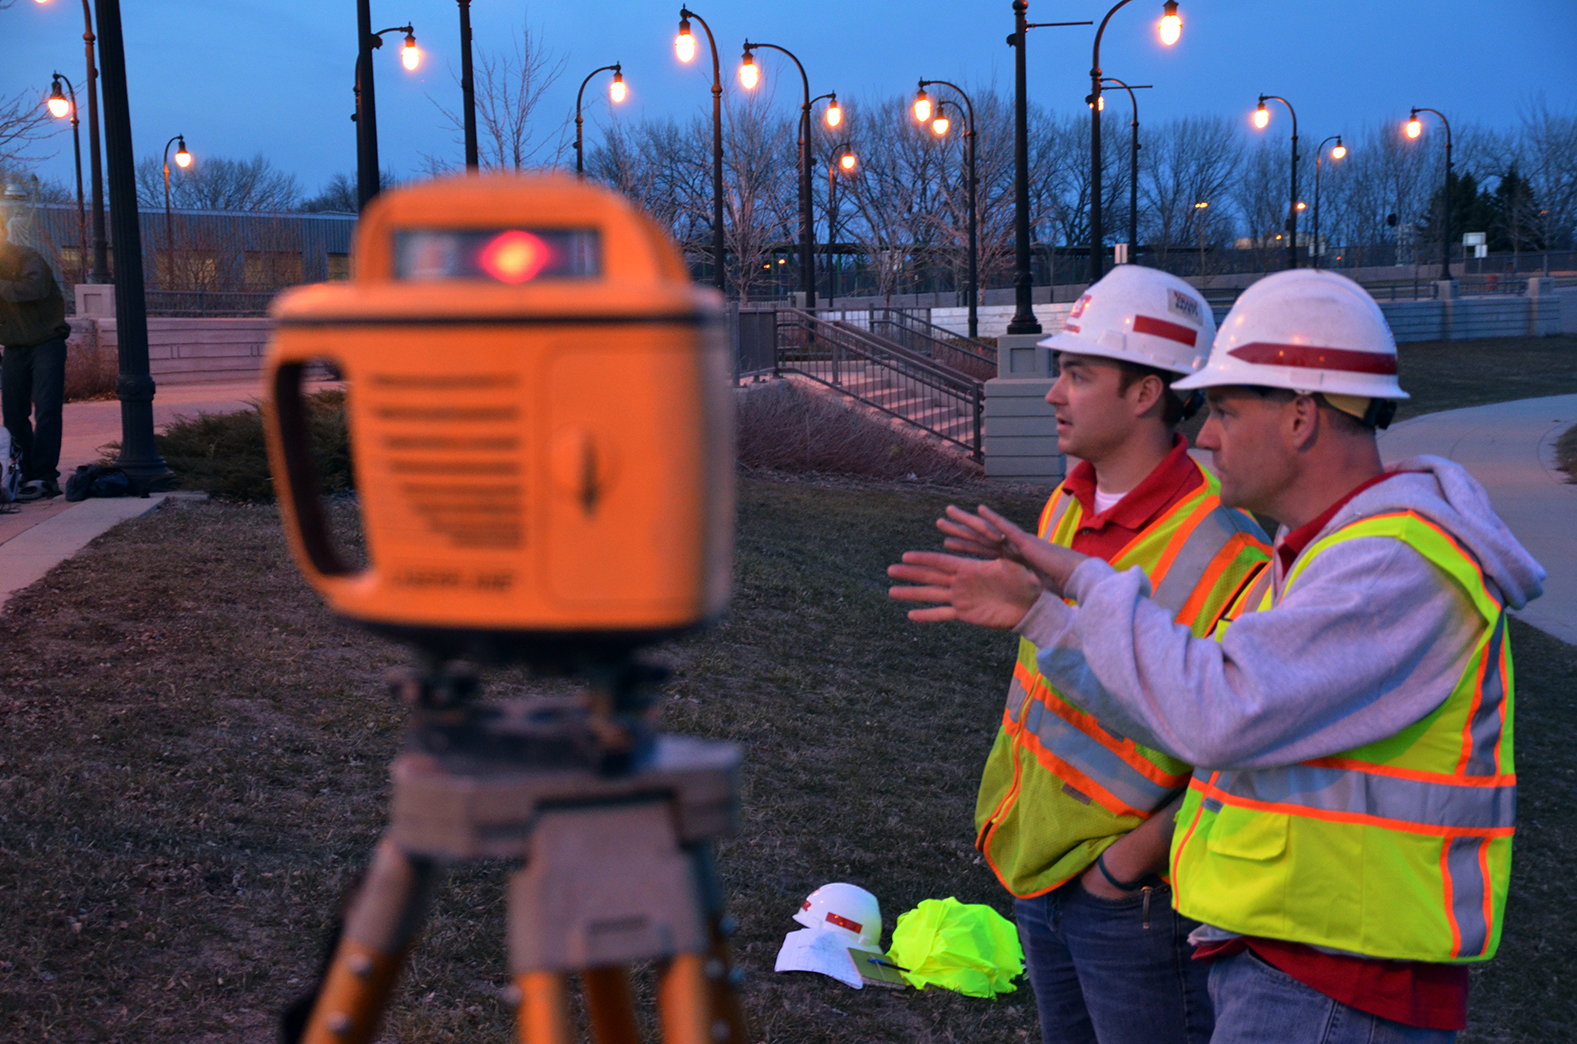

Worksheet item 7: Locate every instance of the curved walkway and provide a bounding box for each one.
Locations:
[1378,394,1577,646]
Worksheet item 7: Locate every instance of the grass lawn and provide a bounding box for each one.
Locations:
[2,334,1573,1042]
[1393,335,1577,422]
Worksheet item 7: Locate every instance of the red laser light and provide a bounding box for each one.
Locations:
[479,230,551,284]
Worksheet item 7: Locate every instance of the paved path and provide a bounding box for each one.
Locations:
[1378,394,1577,646]
[0,379,278,609]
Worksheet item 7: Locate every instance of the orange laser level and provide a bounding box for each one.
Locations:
[265,173,734,659]
[263,175,746,1044]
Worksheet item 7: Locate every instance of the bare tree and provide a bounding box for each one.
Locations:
[1517,99,1577,250]
[0,88,56,172]
[135,153,301,212]
[430,18,568,173]
[1138,116,1240,270]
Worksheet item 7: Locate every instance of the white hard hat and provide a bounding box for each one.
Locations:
[793,883,881,946]
[1039,265,1215,376]
[1173,269,1409,402]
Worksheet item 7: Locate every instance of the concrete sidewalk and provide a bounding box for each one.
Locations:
[1379,394,1577,646]
[0,379,273,609]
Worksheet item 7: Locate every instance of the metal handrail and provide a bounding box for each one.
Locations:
[775,307,984,461]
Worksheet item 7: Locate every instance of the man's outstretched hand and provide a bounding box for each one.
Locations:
[887,504,1092,629]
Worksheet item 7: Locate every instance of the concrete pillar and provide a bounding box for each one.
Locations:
[984,333,1063,485]
[1436,280,1458,342]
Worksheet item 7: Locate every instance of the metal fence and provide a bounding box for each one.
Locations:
[144,289,277,316]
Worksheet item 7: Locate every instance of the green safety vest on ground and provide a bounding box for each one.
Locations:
[975,465,1269,898]
[1172,510,1514,962]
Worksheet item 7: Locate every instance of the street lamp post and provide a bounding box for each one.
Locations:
[1007,3,1091,335]
[45,73,88,285]
[353,8,418,212]
[1090,1,1181,284]
[1253,94,1300,269]
[160,134,190,290]
[826,143,856,308]
[38,0,110,281]
[1311,134,1346,270]
[675,8,726,295]
[574,64,626,178]
[456,0,479,169]
[740,40,821,309]
[1194,199,1208,278]
[91,0,170,490]
[1099,76,1152,266]
[918,79,979,339]
[1406,108,1453,281]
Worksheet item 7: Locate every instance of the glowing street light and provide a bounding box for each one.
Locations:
[1087,0,1183,282]
[675,16,697,62]
[1405,107,1454,279]
[46,80,71,118]
[930,105,951,136]
[162,134,191,289]
[401,30,420,70]
[1253,93,1301,268]
[913,88,931,124]
[917,77,981,338]
[1312,134,1346,269]
[1158,0,1182,44]
[674,7,724,294]
[738,49,758,89]
[574,63,625,178]
[826,143,859,307]
[825,94,842,127]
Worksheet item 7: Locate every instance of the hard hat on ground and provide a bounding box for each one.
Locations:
[793,882,881,947]
[1173,269,1409,409]
[1039,265,1216,376]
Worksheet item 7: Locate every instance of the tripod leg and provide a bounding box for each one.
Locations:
[656,954,709,1044]
[300,838,439,1044]
[517,970,573,1044]
[582,966,642,1044]
[693,844,748,1044]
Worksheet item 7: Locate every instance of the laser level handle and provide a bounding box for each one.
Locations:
[265,357,358,594]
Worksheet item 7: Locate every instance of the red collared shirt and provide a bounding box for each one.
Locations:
[1199,468,1470,1032]
[1059,434,1204,560]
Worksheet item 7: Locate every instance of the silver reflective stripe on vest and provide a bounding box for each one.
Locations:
[1018,692,1179,812]
[1006,675,1030,724]
[1210,763,1515,832]
[1463,614,1508,777]
[1044,487,1078,536]
[1150,505,1254,613]
[1445,835,1491,958]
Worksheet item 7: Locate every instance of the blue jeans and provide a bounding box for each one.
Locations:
[1208,950,1456,1044]
[1016,880,1212,1044]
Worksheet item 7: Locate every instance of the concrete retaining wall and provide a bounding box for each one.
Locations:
[934,285,1568,344]
[88,317,273,384]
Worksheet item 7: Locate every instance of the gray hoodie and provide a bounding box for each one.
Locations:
[1015,455,1546,771]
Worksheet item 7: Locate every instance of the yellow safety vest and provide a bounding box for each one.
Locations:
[975,465,1270,898]
[1173,511,1514,962]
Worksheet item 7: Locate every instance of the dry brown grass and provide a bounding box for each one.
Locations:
[1,478,1571,1042]
[737,380,981,485]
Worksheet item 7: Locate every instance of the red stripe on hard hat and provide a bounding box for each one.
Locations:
[1229,341,1397,375]
[1133,315,1199,346]
[825,912,863,934]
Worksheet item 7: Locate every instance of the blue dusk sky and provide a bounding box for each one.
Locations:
[5,0,1576,197]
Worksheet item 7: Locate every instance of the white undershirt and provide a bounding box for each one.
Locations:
[1092,486,1127,515]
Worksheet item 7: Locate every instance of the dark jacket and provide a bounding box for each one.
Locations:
[0,243,71,348]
